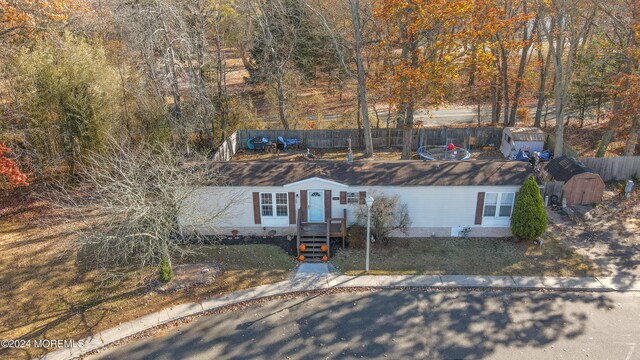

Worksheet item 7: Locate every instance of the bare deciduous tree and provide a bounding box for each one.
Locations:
[245,0,299,130]
[356,194,410,243]
[305,0,374,157]
[54,139,231,273]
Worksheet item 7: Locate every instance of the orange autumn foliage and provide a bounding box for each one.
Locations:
[611,1,640,143]
[372,0,527,112]
[0,143,28,189]
[0,0,88,41]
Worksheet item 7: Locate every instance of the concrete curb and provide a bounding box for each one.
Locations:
[40,275,639,360]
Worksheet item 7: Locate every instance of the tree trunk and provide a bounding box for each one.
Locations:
[494,75,503,124]
[214,14,229,142]
[624,116,640,155]
[491,76,499,124]
[509,17,536,126]
[596,94,602,124]
[350,0,373,157]
[158,5,185,149]
[596,132,613,157]
[275,73,290,130]
[401,100,415,160]
[552,25,565,157]
[373,103,381,129]
[238,42,257,75]
[396,102,406,128]
[500,44,510,126]
[534,49,552,128]
[356,91,362,131]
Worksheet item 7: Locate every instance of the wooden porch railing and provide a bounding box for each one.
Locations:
[327,208,348,250]
[296,208,302,257]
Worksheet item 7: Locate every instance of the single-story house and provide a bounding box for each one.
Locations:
[500,127,545,159]
[180,160,533,241]
[544,156,604,205]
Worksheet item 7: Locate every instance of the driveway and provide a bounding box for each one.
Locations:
[93,289,640,360]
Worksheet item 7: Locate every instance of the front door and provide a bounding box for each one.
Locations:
[308,190,324,222]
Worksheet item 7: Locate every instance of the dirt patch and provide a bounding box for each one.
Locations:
[543,118,637,157]
[153,263,223,293]
[468,149,505,161]
[547,184,640,278]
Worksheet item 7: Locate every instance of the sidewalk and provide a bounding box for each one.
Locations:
[42,269,640,360]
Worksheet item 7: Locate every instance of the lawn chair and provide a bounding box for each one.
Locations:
[276,136,299,150]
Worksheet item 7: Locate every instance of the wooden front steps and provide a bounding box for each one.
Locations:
[296,209,346,263]
[298,235,328,262]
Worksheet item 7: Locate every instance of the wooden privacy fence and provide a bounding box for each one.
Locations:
[545,134,579,159]
[542,181,565,201]
[236,127,503,150]
[211,131,238,161]
[579,156,640,182]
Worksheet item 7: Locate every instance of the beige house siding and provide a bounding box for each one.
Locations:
[179,180,521,238]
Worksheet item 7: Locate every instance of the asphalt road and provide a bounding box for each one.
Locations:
[289,105,561,126]
[94,290,640,360]
[296,107,492,126]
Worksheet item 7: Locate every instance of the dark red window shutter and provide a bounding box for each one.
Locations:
[324,190,331,221]
[475,192,485,225]
[340,191,347,205]
[288,192,296,224]
[358,191,366,205]
[300,190,308,222]
[253,192,261,224]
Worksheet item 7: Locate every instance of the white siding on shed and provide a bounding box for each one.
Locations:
[500,128,545,158]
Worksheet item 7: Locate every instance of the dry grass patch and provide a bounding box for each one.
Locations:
[0,192,293,360]
[332,236,597,277]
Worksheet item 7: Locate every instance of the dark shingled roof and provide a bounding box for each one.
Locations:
[545,156,593,182]
[207,160,533,187]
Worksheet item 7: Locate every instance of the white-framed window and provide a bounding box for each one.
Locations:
[346,192,359,204]
[260,192,288,217]
[484,193,515,218]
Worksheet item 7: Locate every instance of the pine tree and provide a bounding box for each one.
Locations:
[511,176,547,241]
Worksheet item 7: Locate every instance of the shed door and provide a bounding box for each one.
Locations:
[308,190,324,223]
[576,178,597,204]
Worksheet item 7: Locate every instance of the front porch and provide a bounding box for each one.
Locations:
[296,209,347,262]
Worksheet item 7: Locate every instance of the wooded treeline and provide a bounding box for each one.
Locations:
[1,0,639,179]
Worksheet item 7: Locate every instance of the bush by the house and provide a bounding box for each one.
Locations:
[511,176,547,241]
[356,194,411,244]
[159,258,174,282]
[346,224,367,249]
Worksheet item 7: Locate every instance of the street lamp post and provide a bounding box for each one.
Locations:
[365,196,374,273]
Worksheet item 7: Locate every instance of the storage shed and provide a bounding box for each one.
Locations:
[544,156,605,205]
[500,127,545,158]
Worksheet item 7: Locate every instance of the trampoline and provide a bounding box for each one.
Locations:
[417,143,471,161]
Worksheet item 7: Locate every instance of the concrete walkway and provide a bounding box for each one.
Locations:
[42,273,640,360]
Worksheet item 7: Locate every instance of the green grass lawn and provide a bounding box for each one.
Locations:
[332,236,598,277]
